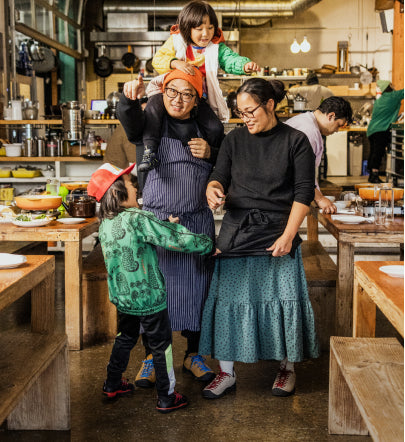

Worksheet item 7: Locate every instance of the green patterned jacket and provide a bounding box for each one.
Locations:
[99,208,213,316]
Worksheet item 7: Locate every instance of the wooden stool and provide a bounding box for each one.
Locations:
[302,241,337,351]
[82,245,117,346]
[329,336,404,440]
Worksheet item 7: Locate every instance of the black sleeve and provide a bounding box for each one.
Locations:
[208,135,232,192]
[143,93,165,148]
[196,99,225,164]
[291,133,316,206]
[116,95,145,143]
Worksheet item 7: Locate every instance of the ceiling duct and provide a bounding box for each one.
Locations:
[103,0,321,19]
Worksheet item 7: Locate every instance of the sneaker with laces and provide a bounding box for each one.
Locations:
[138,146,159,172]
[183,353,215,382]
[271,367,296,397]
[102,378,135,400]
[202,371,236,399]
[135,354,156,388]
[156,391,188,413]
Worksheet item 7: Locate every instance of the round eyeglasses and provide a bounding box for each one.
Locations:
[234,102,264,120]
[164,87,196,103]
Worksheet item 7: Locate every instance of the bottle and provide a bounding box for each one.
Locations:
[86,131,97,156]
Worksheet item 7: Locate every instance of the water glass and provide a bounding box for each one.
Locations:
[374,202,386,225]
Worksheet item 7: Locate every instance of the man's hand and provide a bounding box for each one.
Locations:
[188,138,210,159]
[168,215,180,224]
[206,186,225,211]
[123,77,145,100]
[317,196,337,214]
[244,61,260,73]
[171,60,196,75]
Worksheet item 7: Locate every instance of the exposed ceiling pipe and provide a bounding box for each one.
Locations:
[103,0,321,18]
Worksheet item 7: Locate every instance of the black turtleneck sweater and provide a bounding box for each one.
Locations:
[209,123,315,215]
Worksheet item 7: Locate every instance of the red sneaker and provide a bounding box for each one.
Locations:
[156,391,188,413]
[102,378,135,400]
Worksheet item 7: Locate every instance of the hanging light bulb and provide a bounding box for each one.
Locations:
[300,36,311,53]
[290,38,301,54]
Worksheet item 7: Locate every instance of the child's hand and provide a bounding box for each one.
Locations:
[171,60,196,75]
[213,248,222,256]
[188,138,210,159]
[123,77,145,100]
[244,62,260,74]
[168,215,180,224]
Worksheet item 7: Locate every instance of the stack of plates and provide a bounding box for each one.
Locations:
[0,253,27,269]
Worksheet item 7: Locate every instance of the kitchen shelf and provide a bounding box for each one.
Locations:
[0,156,103,162]
[0,120,62,125]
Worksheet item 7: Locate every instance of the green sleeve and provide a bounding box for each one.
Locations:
[392,89,404,103]
[131,210,213,255]
[218,43,251,75]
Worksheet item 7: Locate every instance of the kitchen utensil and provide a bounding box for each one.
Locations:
[358,187,403,201]
[146,58,154,74]
[13,219,52,227]
[293,93,307,111]
[379,265,404,278]
[12,169,42,178]
[22,138,37,156]
[61,101,85,140]
[331,215,369,224]
[60,181,88,191]
[32,47,56,74]
[121,46,140,71]
[94,45,113,78]
[61,190,96,218]
[15,195,62,210]
[4,143,22,157]
[57,217,86,224]
[11,100,23,120]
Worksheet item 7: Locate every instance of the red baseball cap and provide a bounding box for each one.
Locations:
[87,162,136,202]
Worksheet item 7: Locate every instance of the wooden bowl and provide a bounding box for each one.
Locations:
[358,187,404,201]
[61,182,88,191]
[15,195,62,210]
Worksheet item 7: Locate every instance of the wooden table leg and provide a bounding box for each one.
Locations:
[64,241,83,350]
[307,213,319,242]
[31,272,55,334]
[352,272,376,338]
[336,241,355,336]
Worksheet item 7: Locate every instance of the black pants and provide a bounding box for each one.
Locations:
[142,93,223,148]
[143,329,200,358]
[106,309,173,398]
[368,130,391,171]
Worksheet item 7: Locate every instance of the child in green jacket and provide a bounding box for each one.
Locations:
[87,162,213,413]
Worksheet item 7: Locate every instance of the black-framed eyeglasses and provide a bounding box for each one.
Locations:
[234,103,264,120]
[164,87,196,103]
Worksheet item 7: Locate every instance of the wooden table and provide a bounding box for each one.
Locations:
[353,261,404,338]
[0,218,99,350]
[307,205,404,336]
[0,255,70,430]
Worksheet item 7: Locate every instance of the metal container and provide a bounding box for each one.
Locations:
[61,101,85,140]
[23,138,37,156]
[46,137,58,156]
[37,137,45,156]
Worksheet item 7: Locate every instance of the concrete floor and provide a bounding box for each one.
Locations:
[0,253,399,442]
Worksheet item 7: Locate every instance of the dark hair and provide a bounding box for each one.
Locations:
[178,1,219,45]
[98,175,138,221]
[236,78,286,105]
[317,96,353,124]
[306,72,319,85]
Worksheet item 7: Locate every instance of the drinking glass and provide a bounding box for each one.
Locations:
[374,202,386,225]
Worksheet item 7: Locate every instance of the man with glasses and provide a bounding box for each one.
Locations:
[117,67,224,394]
[286,96,353,214]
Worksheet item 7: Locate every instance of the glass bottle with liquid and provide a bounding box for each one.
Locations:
[86,131,97,157]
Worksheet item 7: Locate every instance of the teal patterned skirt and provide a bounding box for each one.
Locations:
[198,247,320,363]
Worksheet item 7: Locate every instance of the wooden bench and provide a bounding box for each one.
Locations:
[329,336,404,441]
[82,244,117,346]
[0,255,70,430]
[301,240,337,350]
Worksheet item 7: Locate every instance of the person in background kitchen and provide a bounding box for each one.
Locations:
[288,72,334,111]
[117,69,224,392]
[367,80,404,183]
[199,78,319,400]
[138,0,259,172]
[286,96,353,214]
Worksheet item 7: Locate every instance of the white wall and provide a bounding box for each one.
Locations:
[240,0,392,81]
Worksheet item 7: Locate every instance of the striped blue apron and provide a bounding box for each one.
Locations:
[142,119,215,331]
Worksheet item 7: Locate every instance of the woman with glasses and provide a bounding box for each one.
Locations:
[199,78,319,399]
[117,67,224,391]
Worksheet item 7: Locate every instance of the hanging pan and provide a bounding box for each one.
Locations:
[32,46,57,75]
[121,45,140,73]
[94,45,113,78]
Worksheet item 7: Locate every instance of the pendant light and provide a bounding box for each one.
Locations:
[300,36,311,53]
[290,38,301,54]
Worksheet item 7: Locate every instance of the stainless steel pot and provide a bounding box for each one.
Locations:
[61,101,85,141]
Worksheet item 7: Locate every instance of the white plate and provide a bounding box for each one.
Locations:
[57,217,86,225]
[0,253,27,269]
[12,219,52,227]
[379,265,404,278]
[331,215,368,224]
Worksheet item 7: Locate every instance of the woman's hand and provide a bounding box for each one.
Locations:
[266,234,293,257]
[206,185,225,210]
[123,77,145,100]
[188,138,210,159]
[244,61,260,73]
[213,248,222,256]
[171,60,196,75]
[168,215,180,224]
[317,196,337,214]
